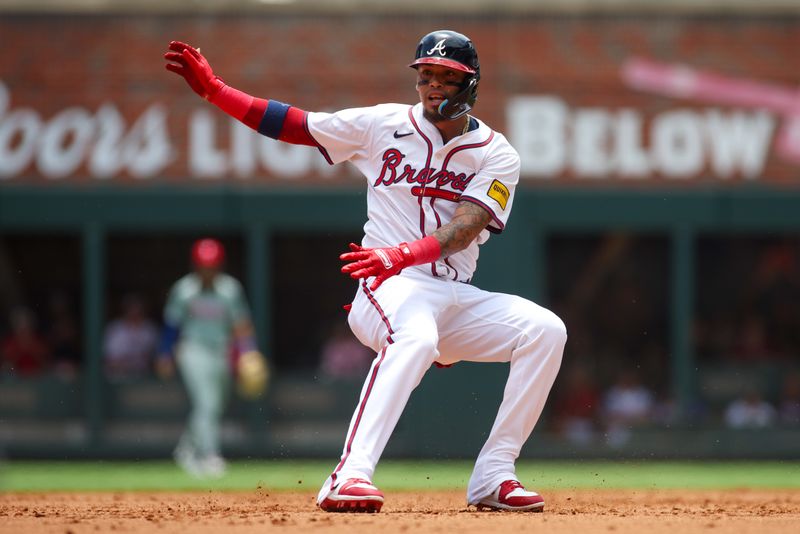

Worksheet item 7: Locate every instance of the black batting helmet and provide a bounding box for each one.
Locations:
[409,30,480,120]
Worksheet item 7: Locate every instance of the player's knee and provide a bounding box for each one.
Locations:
[546,313,568,348]
[529,310,568,352]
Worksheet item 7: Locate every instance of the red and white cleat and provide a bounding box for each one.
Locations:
[476,480,545,512]
[318,478,384,513]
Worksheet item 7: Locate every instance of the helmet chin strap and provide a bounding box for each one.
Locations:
[437,99,468,120]
[437,77,478,120]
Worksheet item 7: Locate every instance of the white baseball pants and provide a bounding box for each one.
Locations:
[316,268,566,505]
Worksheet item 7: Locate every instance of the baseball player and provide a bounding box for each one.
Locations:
[165,29,566,510]
[157,238,266,478]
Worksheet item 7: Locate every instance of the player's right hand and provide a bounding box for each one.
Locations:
[340,242,413,291]
[155,355,175,380]
[164,41,224,100]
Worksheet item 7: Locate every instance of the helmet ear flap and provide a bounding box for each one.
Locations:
[437,76,479,120]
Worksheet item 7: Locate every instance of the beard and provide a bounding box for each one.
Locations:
[422,105,447,124]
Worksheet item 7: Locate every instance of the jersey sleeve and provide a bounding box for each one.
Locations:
[163,281,187,327]
[460,141,521,233]
[305,107,375,165]
[227,278,251,325]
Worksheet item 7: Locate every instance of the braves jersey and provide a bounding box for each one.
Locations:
[306,102,520,283]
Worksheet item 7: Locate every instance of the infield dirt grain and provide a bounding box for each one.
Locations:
[1,489,798,533]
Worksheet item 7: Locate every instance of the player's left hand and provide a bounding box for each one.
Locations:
[164,41,224,100]
[236,350,269,399]
[340,242,413,291]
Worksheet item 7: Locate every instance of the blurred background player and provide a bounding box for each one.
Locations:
[157,237,266,478]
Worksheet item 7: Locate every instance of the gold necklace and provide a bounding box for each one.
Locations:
[461,117,470,135]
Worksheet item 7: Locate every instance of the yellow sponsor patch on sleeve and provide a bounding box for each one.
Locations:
[487,179,510,210]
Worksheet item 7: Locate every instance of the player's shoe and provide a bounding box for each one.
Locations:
[476,480,545,512]
[198,454,228,479]
[173,443,203,478]
[318,478,384,513]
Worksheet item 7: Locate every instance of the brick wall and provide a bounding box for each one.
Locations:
[1,14,798,187]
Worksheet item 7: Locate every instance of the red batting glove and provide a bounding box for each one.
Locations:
[340,236,441,291]
[341,243,411,291]
[164,41,224,100]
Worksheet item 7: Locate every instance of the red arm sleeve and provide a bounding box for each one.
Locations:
[278,107,313,146]
[209,83,315,146]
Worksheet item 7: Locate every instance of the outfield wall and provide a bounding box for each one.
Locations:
[2,188,799,459]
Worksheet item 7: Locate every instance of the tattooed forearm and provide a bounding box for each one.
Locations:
[433,201,492,257]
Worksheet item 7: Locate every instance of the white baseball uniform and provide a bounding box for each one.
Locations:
[309,102,567,505]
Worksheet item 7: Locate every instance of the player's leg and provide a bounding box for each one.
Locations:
[176,342,230,476]
[174,343,203,475]
[437,286,566,508]
[196,347,231,476]
[317,272,452,511]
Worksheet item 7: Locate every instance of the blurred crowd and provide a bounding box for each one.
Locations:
[0,292,81,379]
[0,288,371,384]
[549,362,800,448]
[3,289,797,442]
[2,236,799,444]
[0,291,159,382]
[102,294,160,380]
[695,240,800,363]
[545,235,800,446]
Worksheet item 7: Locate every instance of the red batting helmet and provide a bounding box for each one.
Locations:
[191,238,225,268]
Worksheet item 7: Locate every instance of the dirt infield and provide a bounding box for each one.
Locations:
[2,489,799,534]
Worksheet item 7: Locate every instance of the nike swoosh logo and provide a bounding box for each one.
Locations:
[393,130,414,138]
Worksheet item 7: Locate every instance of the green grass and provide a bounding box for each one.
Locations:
[1,460,798,492]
